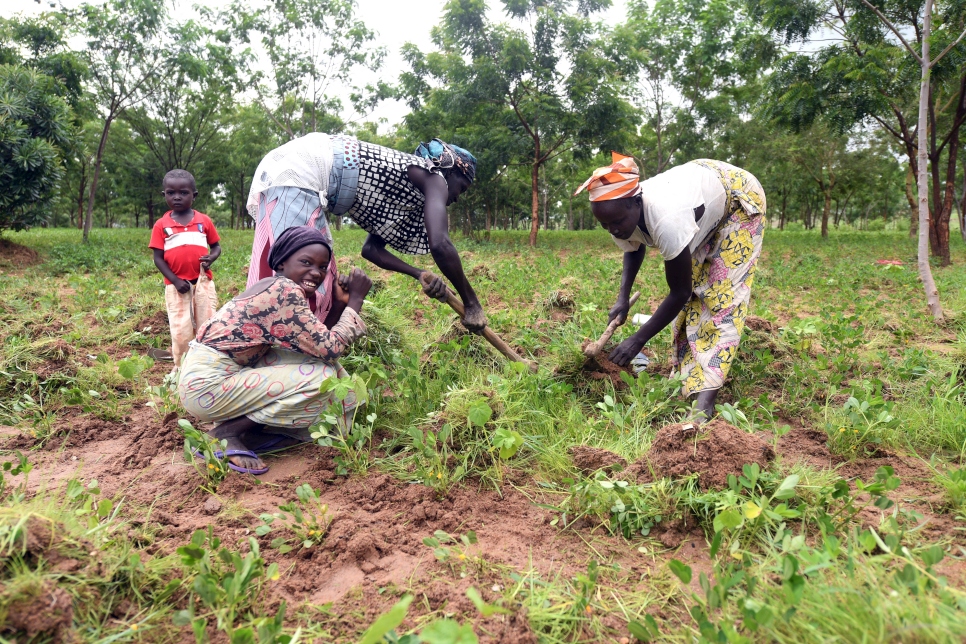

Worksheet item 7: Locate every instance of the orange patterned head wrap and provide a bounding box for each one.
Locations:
[573,151,641,201]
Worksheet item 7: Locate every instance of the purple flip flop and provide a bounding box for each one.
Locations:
[221,450,270,475]
[194,448,269,475]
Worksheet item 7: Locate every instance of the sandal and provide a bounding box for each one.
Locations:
[194,449,270,475]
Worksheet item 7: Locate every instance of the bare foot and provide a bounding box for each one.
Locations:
[461,302,487,333]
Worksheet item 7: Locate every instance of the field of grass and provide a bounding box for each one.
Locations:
[1,227,965,643]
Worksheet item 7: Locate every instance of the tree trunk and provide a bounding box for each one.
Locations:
[821,190,831,238]
[148,194,157,228]
[904,167,918,237]
[485,202,491,240]
[568,192,573,230]
[529,139,540,247]
[76,164,87,230]
[917,0,944,321]
[779,189,788,230]
[83,112,116,242]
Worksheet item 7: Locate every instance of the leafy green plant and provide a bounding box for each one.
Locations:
[704,466,802,548]
[64,477,117,535]
[826,392,899,457]
[553,471,668,538]
[0,451,32,502]
[175,528,280,644]
[781,318,819,353]
[467,399,493,428]
[257,484,332,554]
[408,423,466,497]
[117,353,154,388]
[311,372,376,475]
[145,370,181,418]
[12,392,55,438]
[490,427,523,460]
[935,466,966,517]
[423,530,480,577]
[179,419,229,488]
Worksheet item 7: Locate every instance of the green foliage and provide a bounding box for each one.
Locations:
[175,528,281,643]
[179,419,230,488]
[0,64,70,232]
[423,529,480,577]
[257,484,332,554]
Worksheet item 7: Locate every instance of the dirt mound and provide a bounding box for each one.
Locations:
[629,420,775,489]
[61,413,129,448]
[124,411,185,468]
[579,342,634,388]
[568,446,626,474]
[0,238,41,268]
[3,582,73,642]
[778,428,835,467]
[744,316,777,334]
[135,310,170,336]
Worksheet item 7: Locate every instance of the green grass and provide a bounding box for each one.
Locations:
[1,227,965,642]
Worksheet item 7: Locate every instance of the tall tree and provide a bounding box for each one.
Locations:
[220,0,389,139]
[755,0,966,268]
[402,0,638,246]
[0,64,71,233]
[75,0,166,242]
[122,19,244,179]
[619,0,775,177]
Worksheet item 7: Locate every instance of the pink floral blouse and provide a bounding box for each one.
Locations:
[196,277,366,367]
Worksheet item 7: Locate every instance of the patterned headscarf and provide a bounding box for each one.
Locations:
[268,226,333,271]
[414,138,477,182]
[573,152,641,201]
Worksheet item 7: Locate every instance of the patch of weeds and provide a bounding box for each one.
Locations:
[179,419,229,489]
[257,484,333,554]
[825,391,899,458]
[174,527,283,643]
[407,423,466,497]
[934,465,966,517]
[553,472,669,539]
[0,451,32,502]
[11,393,56,440]
[423,529,481,578]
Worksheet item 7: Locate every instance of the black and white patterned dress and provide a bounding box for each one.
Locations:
[341,141,442,255]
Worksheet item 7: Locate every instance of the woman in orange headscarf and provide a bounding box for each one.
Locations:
[575,153,767,421]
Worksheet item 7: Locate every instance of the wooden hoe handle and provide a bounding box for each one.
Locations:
[419,272,537,373]
[583,291,641,358]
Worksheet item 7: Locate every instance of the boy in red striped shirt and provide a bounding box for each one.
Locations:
[149,169,222,368]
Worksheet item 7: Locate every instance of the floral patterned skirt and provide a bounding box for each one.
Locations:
[179,342,356,441]
[672,160,766,396]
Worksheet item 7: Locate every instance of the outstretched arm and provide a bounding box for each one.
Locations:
[610,246,647,324]
[609,247,693,366]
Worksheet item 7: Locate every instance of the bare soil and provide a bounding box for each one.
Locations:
[2,408,961,640]
[568,445,626,474]
[579,341,635,388]
[0,238,41,269]
[629,420,775,489]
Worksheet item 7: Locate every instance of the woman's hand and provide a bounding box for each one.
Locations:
[609,334,646,367]
[345,268,372,312]
[334,274,350,305]
[608,296,630,324]
[420,271,448,301]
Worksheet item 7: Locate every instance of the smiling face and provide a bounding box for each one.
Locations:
[446,172,472,206]
[162,177,197,215]
[275,244,330,296]
[591,196,643,240]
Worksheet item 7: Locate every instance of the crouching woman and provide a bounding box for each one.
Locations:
[178,226,373,474]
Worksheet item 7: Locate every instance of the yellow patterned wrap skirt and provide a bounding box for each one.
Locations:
[672,160,766,396]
